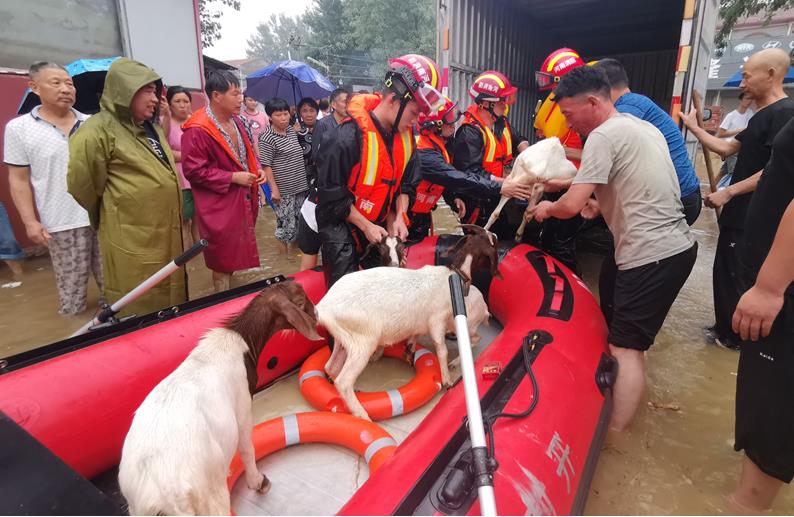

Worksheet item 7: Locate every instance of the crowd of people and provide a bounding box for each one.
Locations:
[1,44,793,512]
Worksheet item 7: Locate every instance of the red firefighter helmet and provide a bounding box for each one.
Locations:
[418,96,461,131]
[536,47,585,91]
[468,70,517,104]
[386,54,444,114]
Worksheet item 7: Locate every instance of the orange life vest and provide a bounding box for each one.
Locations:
[411,132,450,215]
[462,105,512,178]
[345,94,414,222]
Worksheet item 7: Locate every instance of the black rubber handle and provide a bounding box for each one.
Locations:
[449,274,468,317]
[174,239,208,266]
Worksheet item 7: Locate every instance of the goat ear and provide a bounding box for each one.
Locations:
[397,242,407,267]
[488,245,503,279]
[278,299,322,341]
[359,242,378,264]
[458,224,487,236]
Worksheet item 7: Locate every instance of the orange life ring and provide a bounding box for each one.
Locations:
[227,411,397,493]
[299,344,442,420]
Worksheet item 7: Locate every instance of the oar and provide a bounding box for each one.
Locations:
[448,273,498,516]
[691,90,721,218]
[70,239,208,337]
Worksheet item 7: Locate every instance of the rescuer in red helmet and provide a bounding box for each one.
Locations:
[534,47,588,272]
[315,54,445,287]
[406,96,533,243]
[451,70,530,232]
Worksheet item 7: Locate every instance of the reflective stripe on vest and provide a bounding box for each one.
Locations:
[501,122,513,163]
[346,94,414,222]
[463,105,507,177]
[411,132,449,215]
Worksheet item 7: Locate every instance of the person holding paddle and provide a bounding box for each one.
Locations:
[680,48,794,351]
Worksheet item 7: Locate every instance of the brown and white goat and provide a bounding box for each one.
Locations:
[317,226,499,421]
[483,137,578,241]
[360,235,407,268]
[118,282,321,516]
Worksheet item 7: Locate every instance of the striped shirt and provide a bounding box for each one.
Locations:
[259,126,308,196]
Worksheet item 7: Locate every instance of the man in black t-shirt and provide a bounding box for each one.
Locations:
[726,116,794,513]
[681,48,794,350]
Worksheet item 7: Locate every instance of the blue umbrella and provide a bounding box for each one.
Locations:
[245,60,335,106]
[723,65,794,87]
[17,56,120,115]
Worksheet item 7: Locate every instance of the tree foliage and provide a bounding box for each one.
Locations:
[198,0,241,48]
[243,0,435,86]
[246,13,312,63]
[716,0,794,49]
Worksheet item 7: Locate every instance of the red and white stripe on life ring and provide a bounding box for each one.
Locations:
[298,344,442,420]
[226,411,397,495]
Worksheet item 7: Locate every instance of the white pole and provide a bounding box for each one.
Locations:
[449,274,498,516]
[70,240,208,337]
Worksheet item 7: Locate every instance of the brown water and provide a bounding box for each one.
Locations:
[1,181,792,514]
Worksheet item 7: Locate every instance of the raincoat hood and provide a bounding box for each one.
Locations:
[100,57,162,123]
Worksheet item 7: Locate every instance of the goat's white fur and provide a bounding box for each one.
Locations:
[316,256,490,421]
[484,137,577,240]
[118,328,268,515]
[383,236,402,267]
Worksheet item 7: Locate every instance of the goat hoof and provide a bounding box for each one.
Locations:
[257,475,271,494]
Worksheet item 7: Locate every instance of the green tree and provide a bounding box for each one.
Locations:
[302,0,369,86]
[246,13,311,63]
[343,0,436,78]
[198,0,241,48]
[717,0,794,49]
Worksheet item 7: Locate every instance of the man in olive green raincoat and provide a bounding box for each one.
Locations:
[68,58,186,316]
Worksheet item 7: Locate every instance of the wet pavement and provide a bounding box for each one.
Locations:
[1,172,792,514]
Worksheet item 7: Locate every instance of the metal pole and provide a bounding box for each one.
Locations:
[70,240,208,337]
[449,274,498,516]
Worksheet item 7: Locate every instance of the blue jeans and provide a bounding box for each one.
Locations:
[0,202,25,261]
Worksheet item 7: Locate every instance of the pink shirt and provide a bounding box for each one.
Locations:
[240,110,270,146]
[168,122,190,189]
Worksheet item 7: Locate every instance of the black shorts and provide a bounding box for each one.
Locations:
[297,213,321,255]
[601,243,697,351]
[734,295,794,483]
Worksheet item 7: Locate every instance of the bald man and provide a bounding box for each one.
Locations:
[681,47,794,350]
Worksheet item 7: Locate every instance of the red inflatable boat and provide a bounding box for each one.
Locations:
[0,235,613,515]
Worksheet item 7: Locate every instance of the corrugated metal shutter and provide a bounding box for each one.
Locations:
[441,0,543,139]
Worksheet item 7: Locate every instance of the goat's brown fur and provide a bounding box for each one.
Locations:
[449,225,503,281]
[224,281,320,394]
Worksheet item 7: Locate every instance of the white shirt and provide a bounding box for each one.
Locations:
[720,108,754,142]
[3,107,91,233]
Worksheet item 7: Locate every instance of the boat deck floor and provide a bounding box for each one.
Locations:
[232,320,500,515]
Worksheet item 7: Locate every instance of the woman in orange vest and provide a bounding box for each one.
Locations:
[452,70,529,231]
[407,98,534,243]
[316,54,444,287]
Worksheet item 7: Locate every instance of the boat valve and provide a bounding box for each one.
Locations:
[439,450,475,510]
[438,449,499,510]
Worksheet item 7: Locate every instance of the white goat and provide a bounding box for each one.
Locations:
[317,227,499,421]
[118,282,321,515]
[483,137,578,241]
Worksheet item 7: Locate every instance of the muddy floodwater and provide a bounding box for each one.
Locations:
[1,175,792,514]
